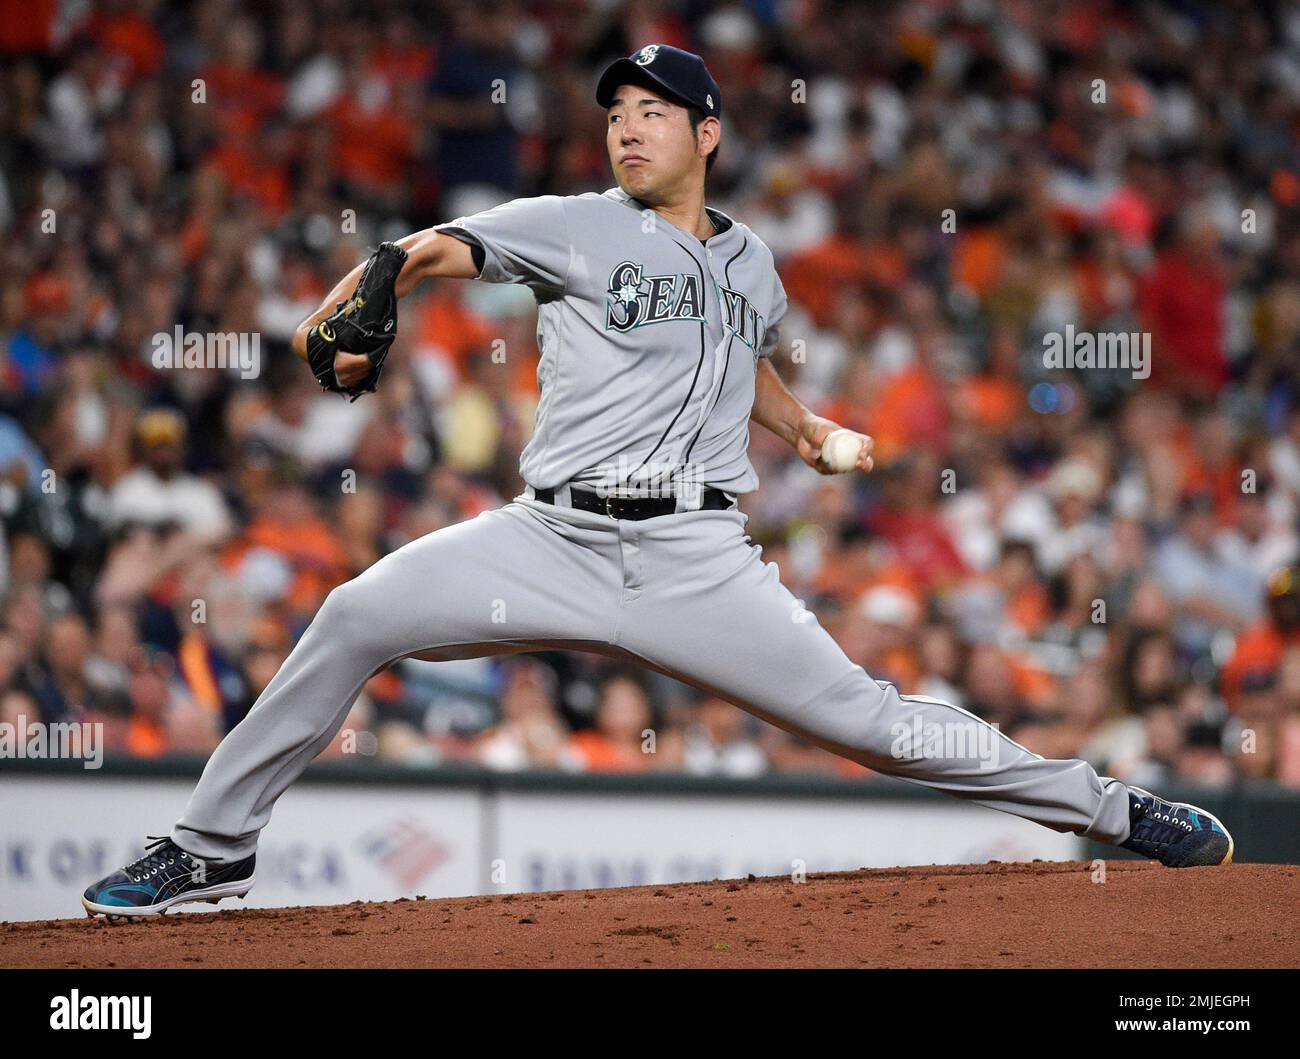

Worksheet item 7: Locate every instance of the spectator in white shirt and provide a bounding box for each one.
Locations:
[1215,478,1298,586]
[1154,489,1261,655]
[681,694,768,778]
[107,409,233,545]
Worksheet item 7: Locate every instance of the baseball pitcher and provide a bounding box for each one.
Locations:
[83,45,1232,917]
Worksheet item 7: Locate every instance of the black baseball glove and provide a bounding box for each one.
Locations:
[304,241,408,401]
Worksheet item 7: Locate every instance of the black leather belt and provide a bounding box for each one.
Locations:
[532,486,735,520]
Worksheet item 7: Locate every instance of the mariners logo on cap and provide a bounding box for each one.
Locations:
[635,44,659,65]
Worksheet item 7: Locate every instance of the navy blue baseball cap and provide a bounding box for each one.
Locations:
[596,44,722,119]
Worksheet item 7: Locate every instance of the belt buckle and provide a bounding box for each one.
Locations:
[605,494,617,519]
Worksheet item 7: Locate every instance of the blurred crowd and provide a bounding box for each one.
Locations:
[2,0,1300,789]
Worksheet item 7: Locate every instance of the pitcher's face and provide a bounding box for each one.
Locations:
[605,84,709,203]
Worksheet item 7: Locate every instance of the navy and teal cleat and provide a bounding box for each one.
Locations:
[82,836,255,918]
[1119,787,1234,867]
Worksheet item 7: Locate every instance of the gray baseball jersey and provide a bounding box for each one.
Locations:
[433,188,787,496]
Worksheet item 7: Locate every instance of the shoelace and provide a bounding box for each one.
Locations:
[1130,799,1194,847]
[125,835,193,883]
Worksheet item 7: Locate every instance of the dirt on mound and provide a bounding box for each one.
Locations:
[4,860,1296,968]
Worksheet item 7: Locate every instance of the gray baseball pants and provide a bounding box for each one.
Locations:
[172,496,1133,861]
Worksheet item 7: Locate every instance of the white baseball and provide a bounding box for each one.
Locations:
[820,428,863,472]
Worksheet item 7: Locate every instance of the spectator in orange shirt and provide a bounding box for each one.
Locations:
[413,285,496,381]
[196,16,285,143]
[868,357,950,462]
[123,649,174,758]
[324,56,417,202]
[999,539,1052,640]
[224,472,351,627]
[1223,565,1300,710]
[781,200,907,328]
[952,224,1010,300]
[91,3,164,82]
[203,119,295,220]
[566,671,656,773]
[956,324,1025,438]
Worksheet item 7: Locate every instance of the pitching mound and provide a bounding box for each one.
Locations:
[5,860,1296,968]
